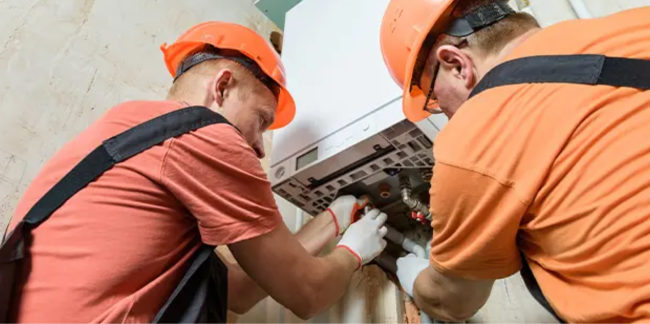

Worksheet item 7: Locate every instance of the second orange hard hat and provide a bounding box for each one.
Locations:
[380,0,517,122]
[161,22,296,130]
[380,0,458,122]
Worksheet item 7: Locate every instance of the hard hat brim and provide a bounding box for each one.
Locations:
[161,22,297,130]
[402,2,456,122]
[269,88,296,130]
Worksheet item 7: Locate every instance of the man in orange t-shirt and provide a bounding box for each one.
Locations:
[3,22,389,322]
[380,0,650,322]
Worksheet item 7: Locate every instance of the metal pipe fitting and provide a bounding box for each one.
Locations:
[398,174,432,221]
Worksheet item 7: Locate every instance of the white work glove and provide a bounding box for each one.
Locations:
[396,254,431,297]
[326,195,370,237]
[336,209,388,269]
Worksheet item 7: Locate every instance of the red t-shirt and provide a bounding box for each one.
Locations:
[7,100,282,322]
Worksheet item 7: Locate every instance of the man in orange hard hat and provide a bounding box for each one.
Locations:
[0,22,389,322]
[381,0,650,322]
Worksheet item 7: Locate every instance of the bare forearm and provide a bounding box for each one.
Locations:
[226,211,338,313]
[295,210,338,254]
[292,247,359,318]
[412,267,493,322]
[227,262,268,313]
[217,246,266,314]
[230,208,386,320]
[292,207,387,318]
[413,269,466,322]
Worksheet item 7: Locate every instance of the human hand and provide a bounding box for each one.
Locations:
[396,253,430,297]
[336,209,388,269]
[326,195,370,236]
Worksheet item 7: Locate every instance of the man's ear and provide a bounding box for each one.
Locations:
[211,69,234,107]
[436,45,476,90]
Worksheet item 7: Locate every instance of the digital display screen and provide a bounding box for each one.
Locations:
[296,147,318,170]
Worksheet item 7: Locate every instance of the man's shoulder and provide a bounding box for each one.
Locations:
[104,101,242,144]
[106,100,183,118]
[163,115,260,177]
[433,86,551,182]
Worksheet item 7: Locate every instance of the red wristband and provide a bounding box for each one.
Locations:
[335,245,362,270]
[326,208,339,238]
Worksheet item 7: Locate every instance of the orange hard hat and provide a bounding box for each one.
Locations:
[380,0,458,122]
[381,1,517,122]
[161,22,296,130]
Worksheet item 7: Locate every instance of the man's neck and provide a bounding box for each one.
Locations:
[167,93,206,107]
[475,28,541,80]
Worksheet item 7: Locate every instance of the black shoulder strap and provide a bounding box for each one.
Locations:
[21,106,231,228]
[469,55,650,99]
[466,55,650,323]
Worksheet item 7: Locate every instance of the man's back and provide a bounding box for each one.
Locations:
[7,100,281,322]
[429,7,650,322]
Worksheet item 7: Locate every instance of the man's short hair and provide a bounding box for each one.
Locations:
[167,46,260,99]
[413,0,539,85]
[449,0,540,56]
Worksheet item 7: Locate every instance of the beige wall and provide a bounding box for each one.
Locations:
[0,0,280,232]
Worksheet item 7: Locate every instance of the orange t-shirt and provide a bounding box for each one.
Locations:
[429,7,650,322]
[6,100,282,323]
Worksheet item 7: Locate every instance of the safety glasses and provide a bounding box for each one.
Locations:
[419,38,468,115]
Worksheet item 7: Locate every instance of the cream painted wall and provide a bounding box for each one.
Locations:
[0,0,280,232]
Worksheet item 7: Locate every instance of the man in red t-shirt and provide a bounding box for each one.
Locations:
[5,22,388,322]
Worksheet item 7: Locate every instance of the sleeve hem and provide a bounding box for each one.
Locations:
[199,211,282,246]
[434,159,531,207]
[429,257,521,281]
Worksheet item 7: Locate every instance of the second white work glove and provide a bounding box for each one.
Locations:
[396,253,431,297]
[336,209,388,269]
[326,195,370,237]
